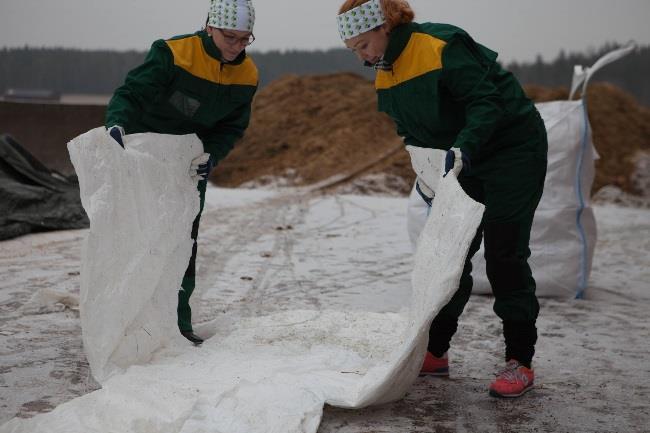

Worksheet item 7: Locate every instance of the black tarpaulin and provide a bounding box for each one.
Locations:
[0,134,88,241]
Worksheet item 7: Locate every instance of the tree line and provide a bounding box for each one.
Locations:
[0,43,648,105]
[508,43,649,104]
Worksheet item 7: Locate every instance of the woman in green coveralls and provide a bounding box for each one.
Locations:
[105,0,258,345]
[337,0,548,398]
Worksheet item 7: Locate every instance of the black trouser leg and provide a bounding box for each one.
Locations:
[481,133,546,368]
[484,220,540,368]
[177,178,207,332]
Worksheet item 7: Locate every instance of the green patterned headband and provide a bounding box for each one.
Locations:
[208,0,255,32]
[337,0,386,41]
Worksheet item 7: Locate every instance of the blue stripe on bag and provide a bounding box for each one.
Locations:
[574,100,590,299]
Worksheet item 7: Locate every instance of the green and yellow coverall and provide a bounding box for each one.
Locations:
[106,30,258,332]
[376,22,547,367]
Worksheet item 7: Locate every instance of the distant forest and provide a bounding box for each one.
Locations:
[1,42,648,106]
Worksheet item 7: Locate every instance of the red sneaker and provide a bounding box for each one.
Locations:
[489,359,534,398]
[420,351,449,376]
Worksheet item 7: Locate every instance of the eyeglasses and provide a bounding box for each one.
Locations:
[217,29,255,46]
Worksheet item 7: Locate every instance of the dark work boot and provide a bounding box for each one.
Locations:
[180,330,204,345]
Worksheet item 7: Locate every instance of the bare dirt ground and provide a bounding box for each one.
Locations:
[1,188,648,432]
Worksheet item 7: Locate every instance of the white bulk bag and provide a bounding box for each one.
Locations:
[407,44,636,298]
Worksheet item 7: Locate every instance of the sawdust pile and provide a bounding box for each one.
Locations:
[211,73,408,192]
[213,73,650,197]
[527,83,650,195]
[581,83,650,195]
[212,74,650,194]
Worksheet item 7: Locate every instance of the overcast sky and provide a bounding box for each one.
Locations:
[1,0,649,63]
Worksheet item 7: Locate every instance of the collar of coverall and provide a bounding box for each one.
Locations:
[200,30,248,65]
[381,22,417,66]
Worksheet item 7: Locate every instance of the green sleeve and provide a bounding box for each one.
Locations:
[395,119,429,148]
[198,95,255,163]
[105,40,174,131]
[441,36,505,159]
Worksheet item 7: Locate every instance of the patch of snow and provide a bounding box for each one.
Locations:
[203,185,280,211]
[20,288,79,315]
[593,185,650,209]
[333,173,410,197]
[239,168,303,189]
[631,150,650,198]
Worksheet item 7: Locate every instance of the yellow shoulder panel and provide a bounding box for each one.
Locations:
[166,36,258,86]
[221,57,259,86]
[166,36,222,84]
[375,33,446,90]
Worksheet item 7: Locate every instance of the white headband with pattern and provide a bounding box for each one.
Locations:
[337,0,386,41]
[208,0,255,32]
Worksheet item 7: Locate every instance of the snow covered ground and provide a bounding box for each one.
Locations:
[1,186,649,432]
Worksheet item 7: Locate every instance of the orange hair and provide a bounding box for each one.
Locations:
[338,0,414,30]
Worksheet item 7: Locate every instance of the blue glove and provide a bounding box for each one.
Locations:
[444,148,471,177]
[197,158,213,179]
[107,125,125,148]
[190,153,214,182]
[415,179,434,207]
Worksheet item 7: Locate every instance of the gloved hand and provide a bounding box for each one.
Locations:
[415,177,435,207]
[405,145,447,196]
[444,148,471,178]
[190,153,212,183]
[107,125,125,148]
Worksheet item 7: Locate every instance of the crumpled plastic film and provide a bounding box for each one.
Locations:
[0,134,483,432]
[70,127,203,382]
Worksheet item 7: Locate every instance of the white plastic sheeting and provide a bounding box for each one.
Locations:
[406,45,635,299]
[0,129,483,433]
[404,145,447,198]
[72,127,203,382]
